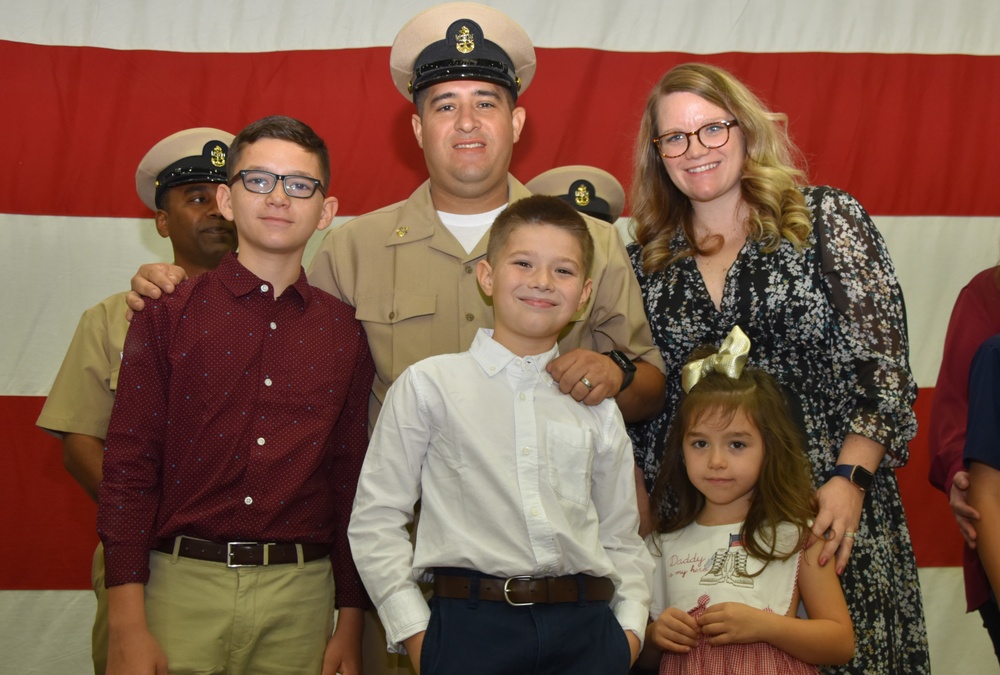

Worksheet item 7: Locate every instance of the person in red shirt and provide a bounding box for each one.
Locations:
[928,265,1000,655]
[98,116,374,675]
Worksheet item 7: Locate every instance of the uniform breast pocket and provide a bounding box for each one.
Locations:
[545,423,594,505]
[355,292,437,380]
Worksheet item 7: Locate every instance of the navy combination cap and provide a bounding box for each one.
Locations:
[135,128,235,211]
[390,2,536,102]
[526,165,626,223]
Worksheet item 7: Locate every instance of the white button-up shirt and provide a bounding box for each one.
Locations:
[349,329,652,653]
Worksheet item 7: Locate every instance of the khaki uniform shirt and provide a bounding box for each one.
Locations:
[36,292,130,439]
[307,176,664,427]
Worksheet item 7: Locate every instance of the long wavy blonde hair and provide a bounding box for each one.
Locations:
[631,63,812,275]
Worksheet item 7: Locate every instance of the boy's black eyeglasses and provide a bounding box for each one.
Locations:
[229,170,326,199]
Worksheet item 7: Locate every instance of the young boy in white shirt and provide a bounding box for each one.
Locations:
[349,195,652,674]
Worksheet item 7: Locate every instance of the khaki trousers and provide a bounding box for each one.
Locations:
[144,547,334,674]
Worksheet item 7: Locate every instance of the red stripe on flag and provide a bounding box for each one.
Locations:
[3,40,999,218]
[1,397,97,590]
[901,388,963,567]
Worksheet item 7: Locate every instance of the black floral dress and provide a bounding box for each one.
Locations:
[628,186,930,674]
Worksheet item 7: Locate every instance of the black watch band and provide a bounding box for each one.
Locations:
[604,350,636,393]
[832,464,873,492]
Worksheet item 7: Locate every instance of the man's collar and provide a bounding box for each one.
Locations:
[386,175,532,261]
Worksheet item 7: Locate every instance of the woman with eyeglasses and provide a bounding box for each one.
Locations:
[626,63,929,674]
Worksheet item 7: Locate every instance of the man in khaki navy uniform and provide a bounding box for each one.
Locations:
[36,128,236,675]
[308,3,665,434]
[306,4,665,673]
[526,165,627,225]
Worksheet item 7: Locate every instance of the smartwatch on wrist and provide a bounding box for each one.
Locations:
[604,350,636,393]
[832,464,874,493]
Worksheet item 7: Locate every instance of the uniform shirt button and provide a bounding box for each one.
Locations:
[264,378,273,387]
[260,284,269,292]
[465,313,475,321]
[270,322,277,330]
[257,437,266,446]
[244,496,253,505]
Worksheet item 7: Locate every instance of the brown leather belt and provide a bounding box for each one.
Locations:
[434,570,614,606]
[154,537,330,567]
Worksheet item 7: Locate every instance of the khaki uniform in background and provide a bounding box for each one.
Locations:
[36,292,129,439]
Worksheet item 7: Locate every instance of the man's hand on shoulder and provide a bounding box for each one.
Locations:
[126,263,187,316]
[547,348,622,405]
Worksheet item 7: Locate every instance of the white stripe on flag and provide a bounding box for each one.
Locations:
[1,0,999,55]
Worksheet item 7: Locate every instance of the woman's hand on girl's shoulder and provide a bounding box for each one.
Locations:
[648,607,700,653]
[696,602,766,645]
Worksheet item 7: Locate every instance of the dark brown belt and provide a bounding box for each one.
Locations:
[434,571,614,606]
[154,537,330,567]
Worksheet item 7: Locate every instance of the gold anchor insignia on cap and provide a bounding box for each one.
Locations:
[575,184,591,207]
[210,145,226,168]
[395,226,409,237]
[455,25,475,54]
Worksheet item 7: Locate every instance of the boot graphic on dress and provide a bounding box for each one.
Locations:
[729,546,754,588]
[700,532,754,589]
[700,548,729,585]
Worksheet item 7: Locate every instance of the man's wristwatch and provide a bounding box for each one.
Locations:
[604,350,637,393]
[832,464,874,493]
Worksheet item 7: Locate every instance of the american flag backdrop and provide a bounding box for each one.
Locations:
[2,1,999,671]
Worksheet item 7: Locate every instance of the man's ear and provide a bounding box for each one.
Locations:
[154,210,170,239]
[411,113,424,149]
[476,259,494,297]
[510,106,526,144]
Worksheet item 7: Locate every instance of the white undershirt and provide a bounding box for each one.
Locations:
[437,205,506,254]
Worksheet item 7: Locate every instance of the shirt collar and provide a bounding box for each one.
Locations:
[215,251,313,306]
[469,328,559,381]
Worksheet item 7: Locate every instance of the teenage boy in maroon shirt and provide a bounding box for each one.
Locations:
[98,116,374,675]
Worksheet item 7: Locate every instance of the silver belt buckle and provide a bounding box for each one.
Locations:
[503,576,535,606]
[227,541,259,568]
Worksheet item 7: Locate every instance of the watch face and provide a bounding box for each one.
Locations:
[853,466,873,490]
[835,464,872,491]
[609,350,636,372]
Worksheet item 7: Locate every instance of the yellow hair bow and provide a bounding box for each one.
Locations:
[681,325,751,393]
